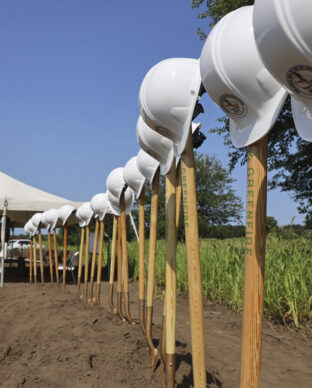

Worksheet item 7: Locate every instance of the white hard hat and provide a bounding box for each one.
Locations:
[78,202,94,226]
[123,157,146,199]
[26,220,37,237]
[57,205,75,226]
[253,0,312,141]
[24,221,32,237]
[107,187,134,216]
[139,57,202,155]
[40,212,50,230]
[90,193,110,221]
[106,168,126,201]
[136,115,174,175]
[200,6,287,148]
[75,206,85,228]
[136,149,160,184]
[31,213,42,231]
[45,208,59,230]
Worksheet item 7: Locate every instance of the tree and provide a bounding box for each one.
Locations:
[266,216,278,233]
[190,0,312,220]
[131,151,243,239]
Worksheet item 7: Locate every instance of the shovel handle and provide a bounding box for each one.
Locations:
[240,136,268,388]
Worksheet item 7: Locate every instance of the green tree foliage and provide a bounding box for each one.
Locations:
[266,216,278,233]
[131,151,243,240]
[190,0,312,221]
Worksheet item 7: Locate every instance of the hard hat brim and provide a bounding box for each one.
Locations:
[175,75,202,156]
[291,96,312,142]
[230,88,287,148]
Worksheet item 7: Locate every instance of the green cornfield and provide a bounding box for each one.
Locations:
[127,235,312,328]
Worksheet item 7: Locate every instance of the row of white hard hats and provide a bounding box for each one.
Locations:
[24,205,75,237]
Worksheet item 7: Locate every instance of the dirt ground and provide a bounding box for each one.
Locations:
[0,276,311,387]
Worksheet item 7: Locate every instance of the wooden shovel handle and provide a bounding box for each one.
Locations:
[63,223,67,288]
[33,235,37,284]
[181,129,207,388]
[240,135,268,388]
[38,229,44,284]
[84,225,90,301]
[138,188,146,334]
[89,219,99,304]
[48,230,54,284]
[109,216,117,312]
[96,219,105,305]
[53,229,59,286]
[29,237,33,283]
[165,159,177,388]
[77,227,85,297]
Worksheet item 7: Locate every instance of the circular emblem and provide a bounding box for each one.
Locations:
[287,65,312,99]
[219,94,248,118]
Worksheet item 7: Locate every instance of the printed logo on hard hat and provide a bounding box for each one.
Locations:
[155,126,175,141]
[146,149,161,162]
[287,65,312,99]
[219,94,248,118]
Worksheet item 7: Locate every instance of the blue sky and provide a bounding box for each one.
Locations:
[0,0,304,226]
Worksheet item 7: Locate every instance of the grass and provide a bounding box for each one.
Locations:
[127,235,312,328]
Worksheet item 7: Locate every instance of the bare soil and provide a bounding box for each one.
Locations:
[0,277,311,387]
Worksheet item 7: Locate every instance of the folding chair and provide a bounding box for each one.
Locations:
[58,251,79,284]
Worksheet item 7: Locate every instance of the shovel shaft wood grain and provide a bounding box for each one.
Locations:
[138,188,146,334]
[89,218,99,304]
[121,191,135,325]
[77,227,85,297]
[146,169,160,365]
[29,237,33,283]
[33,236,37,284]
[240,136,268,388]
[84,225,90,301]
[117,216,126,321]
[48,230,54,284]
[109,216,118,312]
[38,229,44,284]
[96,219,105,305]
[181,130,207,388]
[53,229,59,286]
[165,160,177,388]
[63,223,68,288]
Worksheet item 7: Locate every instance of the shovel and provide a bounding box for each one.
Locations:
[33,235,37,285]
[77,226,85,298]
[53,229,60,287]
[47,229,54,284]
[180,128,207,388]
[89,218,100,305]
[117,216,126,322]
[95,218,105,305]
[84,225,90,302]
[120,190,135,325]
[38,227,45,284]
[29,237,33,283]
[109,216,118,312]
[62,222,68,288]
[138,187,146,334]
[240,136,267,388]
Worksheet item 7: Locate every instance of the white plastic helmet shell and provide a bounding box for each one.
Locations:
[24,221,32,237]
[253,0,312,141]
[136,149,160,183]
[57,205,75,226]
[107,187,134,216]
[90,193,109,221]
[139,58,201,155]
[78,202,94,226]
[123,157,146,199]
[136,116,174,175]
[45,208,59,230]
[27,220,37,237]
[31,213,42,230]
[106,168,126,201]
[200,6,287,148]
[40,212,50,230]
[75,206,85,228]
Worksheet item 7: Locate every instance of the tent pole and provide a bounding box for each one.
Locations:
[0,201,7,288]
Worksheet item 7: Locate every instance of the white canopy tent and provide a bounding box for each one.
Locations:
[0,171,83,228]
[0,171,83,287]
